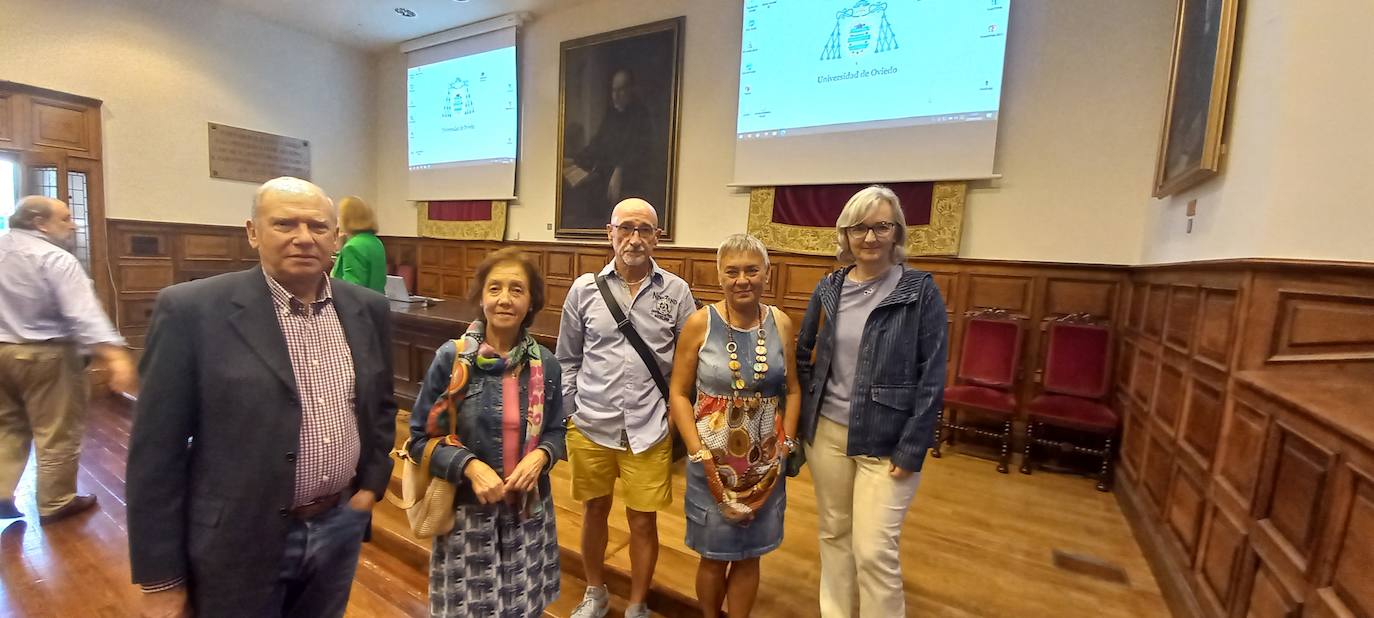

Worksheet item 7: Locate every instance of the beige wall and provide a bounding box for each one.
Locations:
[0,0,376,227]
[374,0,1176,265]
[1142,0,1374,264]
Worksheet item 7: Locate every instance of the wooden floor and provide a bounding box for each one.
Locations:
[0,401,1169,617]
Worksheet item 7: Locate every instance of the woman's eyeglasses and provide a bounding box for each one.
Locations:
[845,222,897,239]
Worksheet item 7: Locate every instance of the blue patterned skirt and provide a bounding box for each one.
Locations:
[429,493,560,617]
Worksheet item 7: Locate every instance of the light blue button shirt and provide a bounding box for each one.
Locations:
[0,229,124,346]
[556,261,696,453]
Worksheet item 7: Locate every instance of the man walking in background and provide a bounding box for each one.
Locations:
[0,196,136,523]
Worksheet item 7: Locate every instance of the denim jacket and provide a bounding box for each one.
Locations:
[795,265,948,472]
[408,340,568,507]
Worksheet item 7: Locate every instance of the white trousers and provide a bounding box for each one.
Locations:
[807,417,922,618]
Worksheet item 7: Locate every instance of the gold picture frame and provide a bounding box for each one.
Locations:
[1152,0,1240,198]
[554,17,684,240]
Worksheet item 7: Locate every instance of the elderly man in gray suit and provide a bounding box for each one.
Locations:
[127,177,397,618]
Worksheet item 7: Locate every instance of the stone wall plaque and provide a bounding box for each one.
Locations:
[207,122,310,183]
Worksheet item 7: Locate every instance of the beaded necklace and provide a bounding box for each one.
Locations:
[723,301,768,394]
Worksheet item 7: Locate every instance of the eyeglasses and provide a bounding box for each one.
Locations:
[613,224,659,238]
[845,222,897,239]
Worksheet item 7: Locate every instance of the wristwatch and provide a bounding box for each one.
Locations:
[688,449,711,463]
[782,436,799,454]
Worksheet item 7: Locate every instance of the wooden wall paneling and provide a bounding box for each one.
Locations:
[441,246,463,270]
[1310,459,1374,618]
[1129,282,1149,333]
[655,256,689,282]
[1215,388,1272,516]
[545,250,576,279]
[781,262,833,303]
[1268,290,1374,364]
[417,271,441,297]
[118,263,174,293]
[1179,365,1227,472]
[1044,277,1118,318]
[1255,418,1338,582]
[1122,397,1149,483]
[462,247,486,274]
[965,273,1034,314]
[576,252,605,278]
[1143,432,1175,516]
[1165,461,1208,562]
[1240,553,1303,618]
[1165,285,1200,352]
[1144,284,1168,340]
[1132,345,1160,411]
[688,259,718,297]
[29,96,96,155]
[419,243,442,269]
[441,274,465,299]
[1117,339,1136,395]
[1152,351,1187,438]
[181,233,235,261]
[1196,286,1239,370]
[1194,503,1249,617]
[0,92,13,144]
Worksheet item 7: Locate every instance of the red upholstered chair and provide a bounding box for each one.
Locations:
[932,309,1024,473]
[1020,315,1118,491]
[395,264,417,295]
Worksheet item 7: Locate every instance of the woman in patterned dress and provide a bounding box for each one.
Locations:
[408,248,567,618]
[668,234,802,618]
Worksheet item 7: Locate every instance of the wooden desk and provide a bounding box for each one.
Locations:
[389,300,561,408]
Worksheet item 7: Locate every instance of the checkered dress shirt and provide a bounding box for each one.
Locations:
[263,272,360,508]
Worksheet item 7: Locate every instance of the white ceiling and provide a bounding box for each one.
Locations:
[213,0,581,51]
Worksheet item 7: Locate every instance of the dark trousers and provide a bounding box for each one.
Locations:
[269,501,370,618]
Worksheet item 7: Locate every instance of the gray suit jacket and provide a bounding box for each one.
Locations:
[126,266,396,616]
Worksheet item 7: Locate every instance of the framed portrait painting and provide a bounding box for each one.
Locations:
[1152,0,1240,198]
[556,17,684,240]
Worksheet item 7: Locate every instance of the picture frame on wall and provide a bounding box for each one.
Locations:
[555,17,684,240]
[1152,0,1240,198]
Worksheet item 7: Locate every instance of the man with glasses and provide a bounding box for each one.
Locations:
[557,198,696,618]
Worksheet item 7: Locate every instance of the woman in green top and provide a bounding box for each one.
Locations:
[332,196,388,293]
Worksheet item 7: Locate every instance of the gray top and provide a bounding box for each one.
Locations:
[0,229,124,346]
[556,260,697,453]
[818,264,903,426]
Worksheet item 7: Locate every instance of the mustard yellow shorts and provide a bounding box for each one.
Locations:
[566,424,673,512]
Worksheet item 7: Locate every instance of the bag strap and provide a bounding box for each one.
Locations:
[595,274,670,400]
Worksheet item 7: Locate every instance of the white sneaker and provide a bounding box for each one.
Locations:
[624,602,651,618]
[571,585,609,618]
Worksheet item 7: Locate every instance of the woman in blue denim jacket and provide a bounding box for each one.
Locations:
[794,185,948,618]
[408,248,567,618]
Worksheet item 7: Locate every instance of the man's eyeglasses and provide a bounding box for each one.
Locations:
[845,222,897,239]
[613,224,659,238]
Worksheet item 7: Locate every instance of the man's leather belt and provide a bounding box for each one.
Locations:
[291,491,344,520]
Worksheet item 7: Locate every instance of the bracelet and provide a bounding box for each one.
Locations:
[782,436,798,453]
[688,449,711,463]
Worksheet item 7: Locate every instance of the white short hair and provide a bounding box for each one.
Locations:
[835,184,907,265]
[716,233,770,270]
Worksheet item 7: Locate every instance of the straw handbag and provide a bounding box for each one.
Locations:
[390,403,458,538]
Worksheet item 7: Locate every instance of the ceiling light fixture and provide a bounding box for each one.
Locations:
[395,7,417,17]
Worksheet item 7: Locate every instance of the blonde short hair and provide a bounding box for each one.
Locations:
[835,185,907,265]
[716,233,770,270]
[337,196,377,234]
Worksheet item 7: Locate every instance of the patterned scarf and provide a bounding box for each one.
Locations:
[425,320,547,518]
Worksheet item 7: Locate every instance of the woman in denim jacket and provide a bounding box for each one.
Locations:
[794,185,948,618]
[408,248,567,617]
